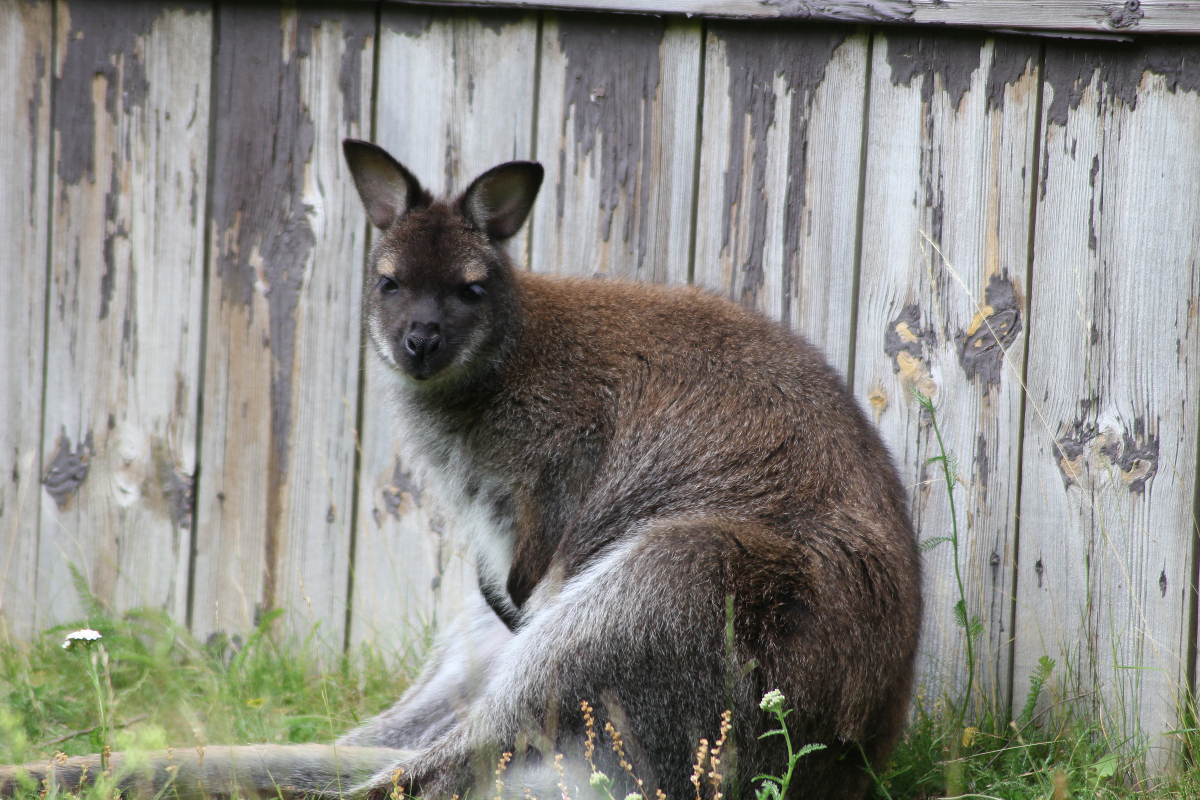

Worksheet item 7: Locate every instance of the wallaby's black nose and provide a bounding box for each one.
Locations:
[405,324,442,360]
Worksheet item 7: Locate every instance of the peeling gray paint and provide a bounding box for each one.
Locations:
[212,4,320,482]
[956,273,1022,391]
[385,7,433,37]
[1044,39,1200,127]
[925,169,945,250]
[337,20,369,127]
[43,429,94,509]
[475,9,524,37]
[761,0,912,23]
[55,2,203,185]
[382,459,420,520]
[100,162,128,320]
[444,133,456,197]
[557,15,663,264]
[975,433,990,495]
[119,263,138,371]
[556,148,567,221]
[157,454,194,530]
[885,33,1034,266]
[986,38,1037,112]
[885,31,984,111]
[1054,413,1160,494]
[296,8,373,127]
[1053,417,1095,489]
[28,48,45,201]
[884,303,932,368]
[55,1,153,185]
[715,23,848,310]
[1088,154,1100,251]
[1098,419,1160,495]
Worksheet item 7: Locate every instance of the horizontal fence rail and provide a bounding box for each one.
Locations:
[413,0,1200,36]
[1,0,1198,773]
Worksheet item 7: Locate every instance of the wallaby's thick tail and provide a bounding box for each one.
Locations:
[0,744,408,799]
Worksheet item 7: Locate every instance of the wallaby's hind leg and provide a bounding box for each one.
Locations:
[0,744,409,799]
[360,516,911,800]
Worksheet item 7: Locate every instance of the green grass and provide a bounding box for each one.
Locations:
[3,599,1199,799]
[869,689,1200,799]
[0,605,409,773]
[0,604,1195,796]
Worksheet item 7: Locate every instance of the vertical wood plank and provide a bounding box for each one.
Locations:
[693,22,867,373]
[350,6,537,655]
[0,0,52,642]
[852,32,1040,714]
[1013,41,1200,771]
[37,0,211,629]
[193,3,373,652]
[530,11,699,283]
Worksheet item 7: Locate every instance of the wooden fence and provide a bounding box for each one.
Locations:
[2,0,1199,771]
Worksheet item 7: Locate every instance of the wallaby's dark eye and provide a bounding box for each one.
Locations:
[378,276,400,294]
[459,283,486,303]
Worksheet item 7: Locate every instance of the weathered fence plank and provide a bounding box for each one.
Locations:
[350,6,537,654]
[530,12,699,282]
[192,4,373,652]
[852,32,1040,714]
[415,0,1200,36]
[37,0,211,629]
[1013,40,1200,772]
[693,22,867,372]
[0,0,52,642]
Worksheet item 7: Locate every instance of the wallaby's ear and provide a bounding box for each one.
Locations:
[459,161,544,241]
[343,139,431,229]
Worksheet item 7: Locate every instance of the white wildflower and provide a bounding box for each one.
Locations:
[589,771,613,793]
[759,689,785,714]
[63,628,102,649]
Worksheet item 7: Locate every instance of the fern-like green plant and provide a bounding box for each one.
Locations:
[912,389,981,738]
[1018,655,1056,728]
[753,690,825,800]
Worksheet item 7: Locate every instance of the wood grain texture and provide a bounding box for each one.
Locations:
[409,1,1200,35]
[37,0,210,630]
[193,5,373,651]
[852,31,1040,715]
[349,5,537,655]
[530,12,699,282]
[693,22,866,371]
[0,0,52,641]
[1012,40,1200,772]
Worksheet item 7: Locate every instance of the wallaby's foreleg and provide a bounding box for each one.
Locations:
[0,744,410,799]
[340,589,511,750]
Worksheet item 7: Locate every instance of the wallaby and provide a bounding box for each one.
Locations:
[1,141,920,800]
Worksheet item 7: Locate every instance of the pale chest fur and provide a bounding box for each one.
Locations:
[383,367,519,617]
